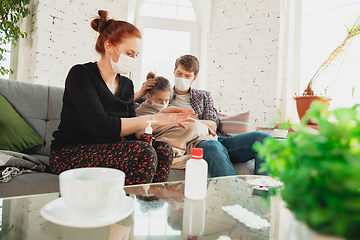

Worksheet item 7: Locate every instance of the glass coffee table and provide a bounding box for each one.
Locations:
[0,175,285,240]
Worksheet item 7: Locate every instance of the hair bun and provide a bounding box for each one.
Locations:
[91,10,109,33]
[146,71,156,80]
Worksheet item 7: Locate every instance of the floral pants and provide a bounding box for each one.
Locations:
[49,140,173,185]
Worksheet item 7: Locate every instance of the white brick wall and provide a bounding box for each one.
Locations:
[207,0,283,131]
[17,0,284,130]
[28,0,128,87]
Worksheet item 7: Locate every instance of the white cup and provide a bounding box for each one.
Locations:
[59,167,126,218]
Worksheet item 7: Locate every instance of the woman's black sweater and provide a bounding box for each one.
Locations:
[51,62,136,151]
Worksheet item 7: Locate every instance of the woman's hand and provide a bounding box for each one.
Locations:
[126,107,196,138]
[155,107,196,129]
[158,106,194,114]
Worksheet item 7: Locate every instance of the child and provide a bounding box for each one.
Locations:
[136,72,172,114]
[136,72,217,169]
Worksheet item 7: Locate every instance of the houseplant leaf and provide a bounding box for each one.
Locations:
[254,101,360,239]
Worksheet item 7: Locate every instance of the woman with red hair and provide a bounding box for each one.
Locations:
[50,10,194,185]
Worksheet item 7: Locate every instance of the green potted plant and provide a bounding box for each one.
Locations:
[0,0,31,75]
[294,13,360,121]
[254,101,360,240]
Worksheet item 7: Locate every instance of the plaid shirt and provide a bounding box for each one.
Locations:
[171,88,229,137]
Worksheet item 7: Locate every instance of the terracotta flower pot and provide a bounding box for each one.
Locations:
[294,96,331,122]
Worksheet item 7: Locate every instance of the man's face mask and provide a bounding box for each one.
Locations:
[174,76,191,91]
[109,46,136,74]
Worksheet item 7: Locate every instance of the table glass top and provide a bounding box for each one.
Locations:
[0,175,282,240]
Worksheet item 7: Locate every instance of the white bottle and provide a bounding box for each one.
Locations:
[140,121,157,146]
[184,148,208,200]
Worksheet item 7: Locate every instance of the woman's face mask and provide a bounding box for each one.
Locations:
[109,46,136,74]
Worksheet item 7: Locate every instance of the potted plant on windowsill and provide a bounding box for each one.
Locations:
[254,101,360,240]
[294,13,360,121]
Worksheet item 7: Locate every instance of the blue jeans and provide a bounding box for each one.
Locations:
[196,132,271,177]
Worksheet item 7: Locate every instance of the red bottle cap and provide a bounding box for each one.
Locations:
[192,148,203,157]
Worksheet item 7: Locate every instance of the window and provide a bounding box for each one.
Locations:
[299,0,360,110]
[139,0,196,21]
[133,0,198,89]
[0,31,12,79]
[139,27,191,85]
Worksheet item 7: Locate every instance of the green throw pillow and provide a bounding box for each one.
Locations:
[0,93,43,152]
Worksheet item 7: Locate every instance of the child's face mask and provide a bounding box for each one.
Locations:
[147,90,171,110]
[151,101,168,110]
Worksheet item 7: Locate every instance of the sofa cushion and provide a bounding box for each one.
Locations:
[233,160,254,175]
[218,111,250,136]
[0,93,43,152]
[0,78,49,156]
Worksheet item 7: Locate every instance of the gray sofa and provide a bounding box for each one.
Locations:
[0,78,253,198]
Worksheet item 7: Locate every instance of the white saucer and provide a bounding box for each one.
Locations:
[40,196,135,228]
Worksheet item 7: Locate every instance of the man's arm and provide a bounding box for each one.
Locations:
[193,90,219,124]
[191,89,230,137]
[198,119,217,132]
[134,78,157,102]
